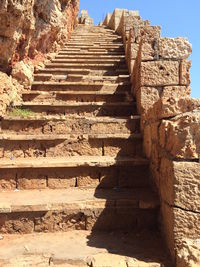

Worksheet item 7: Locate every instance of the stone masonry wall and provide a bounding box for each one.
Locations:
[103,8,200,267]
[0,0,79,117]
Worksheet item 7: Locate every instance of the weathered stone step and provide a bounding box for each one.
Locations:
[69,38,123,43]
[0,132,142,141]
[0,156,147,169]
[0,157,149,190]
[0,230,171,267]
[31,81,130,91]
[67,41,123,46]
[0,132,143,159]
[58,51,125,56]
[17,101,136,116]
[1,115,140,135]
[63,48,124,53]
[33,73,129,83]
[0,187,158,234]
[22,90,133,103]
[36,68,129,76]
[51,59,126,64]
[55,54,126,59]
[64,44,124,48]
[44,63,127,70]
[70,33,119,38]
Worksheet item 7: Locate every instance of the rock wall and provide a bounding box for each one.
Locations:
[0,0,79,116]
[103,9,200,267]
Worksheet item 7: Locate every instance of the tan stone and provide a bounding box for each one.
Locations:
[137,87,160,116]
[134,26,161,43]
[103,13,112,26]
[89,253,127,267]
[18,175,47,190]
[161,202,175,259]
[174,207,200,242]
[160,159,200,211]
[141,61,179,86]
[48,178,76,189]
[155,96,200,119]
[176,238,200,267]
[12,61,34,89]
[127,258,161,267]
[159,111,200,159]
[0,72,20,116]
[0,0,79,70]
[0,170,17,190]
[180,60,192,86]
[137,86,192,122]
[104,139,137,157]
[130,42,155,61]
[159,38,192,59]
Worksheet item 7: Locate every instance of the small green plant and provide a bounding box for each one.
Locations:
[8,107,35,117]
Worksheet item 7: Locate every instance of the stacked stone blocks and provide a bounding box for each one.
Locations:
[103,8,200,267]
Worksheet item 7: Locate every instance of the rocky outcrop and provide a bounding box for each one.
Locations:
[0,72,22,116]
[0,0,79,71]
[103,9,200,267]
[0,0,79,116]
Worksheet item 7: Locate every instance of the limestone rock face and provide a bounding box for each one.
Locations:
[0,0,79,71]
[0,72,22,117]
[159,111,200,159]
[177,239,200,267]
[12,60,34,89]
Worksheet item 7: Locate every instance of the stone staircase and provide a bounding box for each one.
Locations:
[0,25,171,266]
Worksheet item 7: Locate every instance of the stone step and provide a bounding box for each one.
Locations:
[64,44,124,48]
[0,230,171,267]
[0,132,143,159]
[69,38,123,43]
[55,55,126,59]
[0,132,142,141]
[1,115,140,135]
[58,51,125,56]
[31,81,130,91]
[36,68,129,76]
[70,34,119,38]
[51,59,126,64]
[0,187,158,234]
[44,63,127,70]
[63,48,124,53]
[0,157,149,190]
[67,41,123,45]
[33,73,129,83]
[16,101,136,116]
[22,90,133,102]
[0,156,148,169]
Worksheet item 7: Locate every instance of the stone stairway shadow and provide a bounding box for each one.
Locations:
[84,101,171,266]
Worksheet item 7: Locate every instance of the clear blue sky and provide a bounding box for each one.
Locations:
[79,0,200,98]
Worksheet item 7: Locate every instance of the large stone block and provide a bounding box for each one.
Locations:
[160,158,200,212]
[176,238,200,267]
[136,86,160,116]
[133,26,161,44]
[103,13,111,26]
[159,38,192,60]
[161,202,200,261]
[155,96,200,119]
[159,111,200,159]
[129,42,155,61]
[180,60,192,86]
[141,61,179,86]
[118,10,140,36]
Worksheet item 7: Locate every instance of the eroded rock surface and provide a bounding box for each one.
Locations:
[0,0,79,71]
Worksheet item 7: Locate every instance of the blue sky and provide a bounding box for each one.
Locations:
[79,0,200,98]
